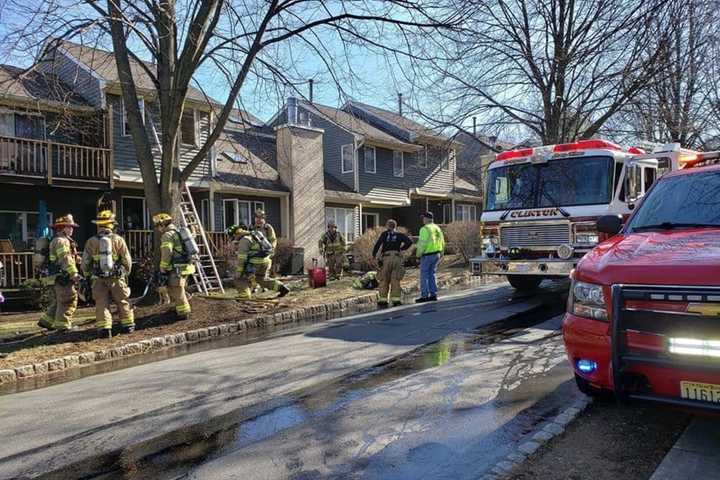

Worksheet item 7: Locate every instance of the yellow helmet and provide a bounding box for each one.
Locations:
[92,210,117,227]
[152,212,173,225]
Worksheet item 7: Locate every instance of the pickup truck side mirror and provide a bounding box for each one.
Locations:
[597,215,623,235]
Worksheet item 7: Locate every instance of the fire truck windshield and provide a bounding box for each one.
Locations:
[485,156,614,212]
[628,170,720,231]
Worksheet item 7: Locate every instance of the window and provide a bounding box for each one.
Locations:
[441,149,453,171]
[121,196,150,230]
[181,108,198,145]
[419,146,428,168]
[455,204,477,221]
[0,111,45,140]
[362,212,380,232]
[0,210,53,250]
[325,207,356,241]
[443,204,452,223]
[221,151,248,164]
[200,199,210,229]
[222,199,265,229]
[364,146,376,173]
[341,144,354,173]
[393,151,404,177]
[122,98,145,136]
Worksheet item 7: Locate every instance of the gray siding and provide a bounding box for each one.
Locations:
[358,145,454,201]
[213,192,281,236]
[298,105,355,190]
[36,49,104,108]
[110,94,211,180]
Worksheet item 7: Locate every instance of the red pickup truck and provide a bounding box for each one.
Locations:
[564,162,720,410]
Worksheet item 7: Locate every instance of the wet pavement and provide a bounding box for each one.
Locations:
[0,282,571,480]
[178,318,575,480]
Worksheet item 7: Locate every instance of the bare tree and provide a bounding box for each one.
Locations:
[1,0,459,216]
[419,0,677,145]
[613,0,716,148]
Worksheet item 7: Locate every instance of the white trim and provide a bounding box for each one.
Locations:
[361,212,380,232]
[181,108,199,146]
[0,210,53,243]
[341,143,354,173]
[121,195,150,229]
[364,146,376,173]
[393,151,404,177]
[419,145,428,168]
[122,97,145,137]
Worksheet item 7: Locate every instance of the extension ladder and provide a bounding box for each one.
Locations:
[178,184,225,295]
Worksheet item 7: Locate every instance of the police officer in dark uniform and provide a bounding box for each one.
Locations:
[372,219,413,307]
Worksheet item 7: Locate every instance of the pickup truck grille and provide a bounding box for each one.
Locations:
[499,222,570,248]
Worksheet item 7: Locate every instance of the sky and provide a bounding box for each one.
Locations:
[0,1,435,125]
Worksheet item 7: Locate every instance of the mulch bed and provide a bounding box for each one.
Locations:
[0,264,478,370]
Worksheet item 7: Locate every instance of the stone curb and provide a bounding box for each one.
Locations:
[0,273,488,386]
[479,396,593,480]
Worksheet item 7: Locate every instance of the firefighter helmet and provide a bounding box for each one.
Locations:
[92,210,117,227]
[52,214,79,229]
[152,212,173,225]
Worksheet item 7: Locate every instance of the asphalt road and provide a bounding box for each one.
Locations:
[0,282,574,480]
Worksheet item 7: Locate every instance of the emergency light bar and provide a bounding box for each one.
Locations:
[495,139,633,162]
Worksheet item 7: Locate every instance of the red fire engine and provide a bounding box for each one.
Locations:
[471,140,697,290]
[564,150,720,409]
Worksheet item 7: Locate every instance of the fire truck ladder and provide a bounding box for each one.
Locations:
[178,184,225,295]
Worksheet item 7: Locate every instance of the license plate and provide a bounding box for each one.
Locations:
[680,381,720,403]
[509,263,531,273]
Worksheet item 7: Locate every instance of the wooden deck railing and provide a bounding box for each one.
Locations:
[124,230,231,260]
[0,252,34,288]
[125,230,154,261]
[0,135,111,183]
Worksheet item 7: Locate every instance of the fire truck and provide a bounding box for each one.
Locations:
[470,139,698,290]
[564,150,720,409]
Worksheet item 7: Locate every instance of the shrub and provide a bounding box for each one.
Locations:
[443,221,482,265]
[351,226,412,271]
[272,238,294,275]
[19,278,52,311]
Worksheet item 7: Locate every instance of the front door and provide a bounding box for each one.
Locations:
[362,213,380,232]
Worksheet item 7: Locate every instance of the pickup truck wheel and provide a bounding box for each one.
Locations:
[507,275,542,291]
[574,373,612,399]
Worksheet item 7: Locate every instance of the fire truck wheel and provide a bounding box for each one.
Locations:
[506,275,542,291]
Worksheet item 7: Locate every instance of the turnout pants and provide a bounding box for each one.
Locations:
[168,273,191,316]
[377,253,404,305]
[40,280,77,330]
[92,277,134,330]
[325,252,344,279]
[235,261,284,299]
[41,281,77,330]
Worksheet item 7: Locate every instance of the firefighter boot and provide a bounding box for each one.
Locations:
[96,328,112,339]
[277,284,290,298]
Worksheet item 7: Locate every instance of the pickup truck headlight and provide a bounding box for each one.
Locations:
[569,280,608,321]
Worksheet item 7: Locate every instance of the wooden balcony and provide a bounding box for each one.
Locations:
[0,135,112,186]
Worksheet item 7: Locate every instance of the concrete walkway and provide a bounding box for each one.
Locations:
[0,285,547,480]
[650,417,720,480]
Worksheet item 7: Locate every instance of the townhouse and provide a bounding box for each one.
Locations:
[0,40,485,289]
[270,98,483,244]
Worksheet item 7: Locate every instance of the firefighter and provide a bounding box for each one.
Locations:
[81,210,134,338]
[37,214,80,331]
[232,223,290,300]
[372,219,413,307]
[153,212,194,319]
[319,220,347,280]
[253,209,277,250]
